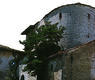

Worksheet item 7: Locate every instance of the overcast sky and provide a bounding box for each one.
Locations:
[0,0,95,51]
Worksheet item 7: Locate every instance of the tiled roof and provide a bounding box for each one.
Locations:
[48,40,95,59]
[0,44,24,54]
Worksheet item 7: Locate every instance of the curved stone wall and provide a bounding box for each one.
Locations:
[39,4,95,49]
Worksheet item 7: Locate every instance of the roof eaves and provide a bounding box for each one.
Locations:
[21,25,35,35]
[0,44,24,54]
[21,22,40,35]
[47,40,95,59]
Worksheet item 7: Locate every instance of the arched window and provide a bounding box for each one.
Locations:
[20,75,25,80]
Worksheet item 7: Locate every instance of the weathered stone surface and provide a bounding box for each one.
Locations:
[48,40,95,80]
[39,4,95,50]
[0,51,14,80]
[0,45,23,80]
[21,3,95,80]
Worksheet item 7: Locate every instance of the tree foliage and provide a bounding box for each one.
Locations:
[20,22,64,78]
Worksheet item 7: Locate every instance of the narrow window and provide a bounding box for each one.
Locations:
[70,54,73,80]
[87,33,90,38]
[88,13,90,20]
[51,64,53,71]
[94,15,95,21]
[59,12,62,20]
[71,54,73,64]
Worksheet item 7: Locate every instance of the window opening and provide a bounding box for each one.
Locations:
[59,12,62,20]
[88,13,90,20]
[20,75,25,80]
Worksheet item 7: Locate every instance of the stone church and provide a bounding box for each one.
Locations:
[21,3,95,80]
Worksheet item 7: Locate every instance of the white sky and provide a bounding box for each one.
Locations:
[0,0,95,51]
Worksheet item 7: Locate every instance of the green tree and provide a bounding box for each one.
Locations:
[20,22,64,80]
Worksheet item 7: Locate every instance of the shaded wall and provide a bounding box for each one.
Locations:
[0,50,14,80]
[48,40,95,80]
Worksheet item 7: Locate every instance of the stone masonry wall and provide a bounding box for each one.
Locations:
[0,51,14,80]
[39,4,95,50]
[48,40,95,80]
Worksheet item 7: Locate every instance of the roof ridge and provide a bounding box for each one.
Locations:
[43,3,95,19]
